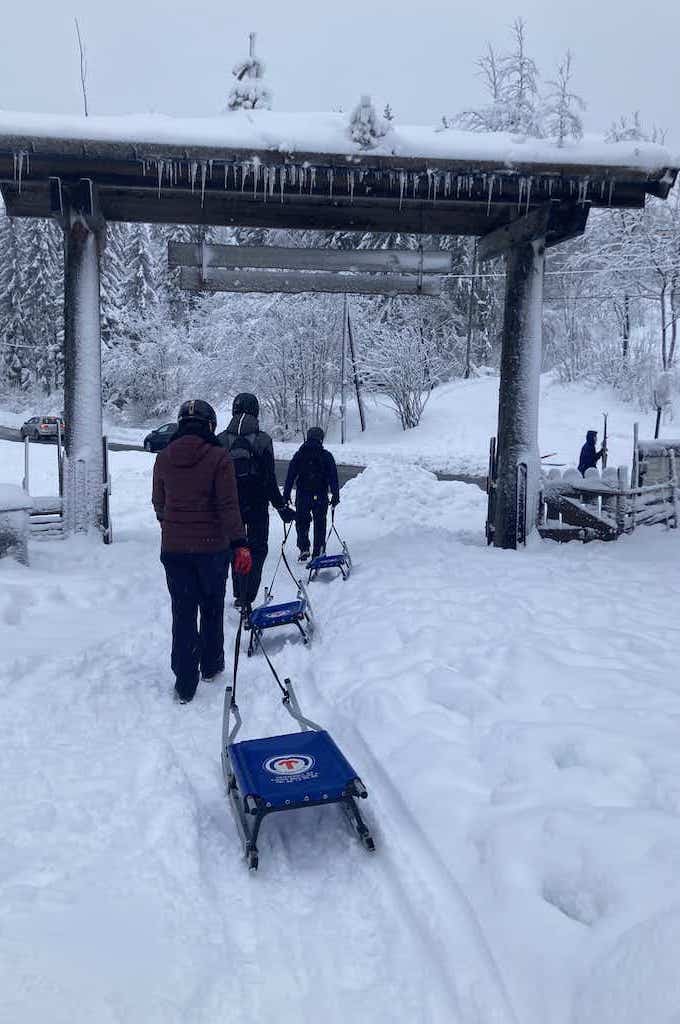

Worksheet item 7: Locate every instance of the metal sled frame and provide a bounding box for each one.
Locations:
[246,580,315,656]
[221,681,374,870]
[307,509,352,583]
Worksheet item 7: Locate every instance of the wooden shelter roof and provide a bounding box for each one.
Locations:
[0,110,677,236]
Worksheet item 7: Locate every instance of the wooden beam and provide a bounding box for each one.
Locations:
[169,242,453,274]
[178,266,442,296]
[478,201,590,262]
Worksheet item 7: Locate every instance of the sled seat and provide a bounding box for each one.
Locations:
[229,729,366,810]
[249,599,306,631]
[307,553,347,571]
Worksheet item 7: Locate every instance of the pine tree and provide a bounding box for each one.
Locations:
[226,33,272,111]
[123,223,159,331]
[383,103,395,122]
[349,96,389,149]
[0,207,28,388]
[21,219,63,394]
[100,222,127,347]
[543,51,585,146]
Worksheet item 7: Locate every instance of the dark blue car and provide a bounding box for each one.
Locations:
[143,422,177,452]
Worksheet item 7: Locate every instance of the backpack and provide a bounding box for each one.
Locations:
[227,432,262,486]
[298,445,327,498]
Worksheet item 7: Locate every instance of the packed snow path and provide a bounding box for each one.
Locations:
[2,446,680,1023]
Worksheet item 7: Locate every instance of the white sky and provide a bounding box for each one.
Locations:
[1,0,678,143]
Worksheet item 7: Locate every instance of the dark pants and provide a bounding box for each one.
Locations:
[232,508,269,606]
[161,550,229,702]
[295,495,328,557]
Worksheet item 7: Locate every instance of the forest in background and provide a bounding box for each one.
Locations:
[1,19,679,437]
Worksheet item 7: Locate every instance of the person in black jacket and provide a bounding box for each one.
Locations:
[578,430,604,476]
[217,393,294,608]
[283,427,340,562]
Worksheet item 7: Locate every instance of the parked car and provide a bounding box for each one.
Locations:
[143,422,177,452]
[20,415,65,442]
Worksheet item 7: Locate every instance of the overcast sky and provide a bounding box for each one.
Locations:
[2,0,678,143]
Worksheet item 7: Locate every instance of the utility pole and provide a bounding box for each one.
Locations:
[464,239,477,379]
[340,293,347,444]
[346,299,366,432]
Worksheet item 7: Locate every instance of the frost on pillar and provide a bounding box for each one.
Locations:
[349,96,389,150]
[225,32,272,112]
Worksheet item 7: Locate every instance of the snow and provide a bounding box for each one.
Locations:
[0,482,30,510]
[0,108,677,174]
[2,424,680,1022]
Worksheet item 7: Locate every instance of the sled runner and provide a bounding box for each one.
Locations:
[222,612,375,870]
[307,508,352,582]
[247,525,315,655]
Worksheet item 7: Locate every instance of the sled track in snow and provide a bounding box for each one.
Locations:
[293,632,519,1024]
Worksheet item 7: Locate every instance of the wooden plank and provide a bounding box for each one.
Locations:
[478,201,590,262]
[557,495,618,539]
[178,266,442,296]
[169,242,453,274]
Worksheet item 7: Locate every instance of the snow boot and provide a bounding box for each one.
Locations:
[299,549,310,563]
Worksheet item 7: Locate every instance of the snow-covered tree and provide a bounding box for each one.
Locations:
[100,223,127,347]
[21,219,63,395]
[123,223,159,330]
[543,51,585,146]
[226,32,272,112]
[349,96,389,149]
[0,208,28,388]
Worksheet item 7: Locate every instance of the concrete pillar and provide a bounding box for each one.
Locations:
[493,237,545,549]
[63,213,105,534]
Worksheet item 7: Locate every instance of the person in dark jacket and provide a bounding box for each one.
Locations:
[578,430,604,476]
[283,427,340,561]
[217,393,294,609]
[152,399,252,704]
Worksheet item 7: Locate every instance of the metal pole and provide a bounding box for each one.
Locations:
[22,435,29,494]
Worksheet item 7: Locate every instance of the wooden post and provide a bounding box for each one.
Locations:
[62,182,105,534]
[616,466,628,534]
[631,421,639,488]
[493,238,545,548]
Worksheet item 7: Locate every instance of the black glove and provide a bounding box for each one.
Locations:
[331,495,340,508]
[278,505,295,523]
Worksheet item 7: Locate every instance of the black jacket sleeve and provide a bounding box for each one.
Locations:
[325,451,340,502]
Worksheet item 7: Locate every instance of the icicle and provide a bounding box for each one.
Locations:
[525,176,532,214]
[328,168,334,198]
[412,173,418,200]
[280,165,286,204]
[208,159,214,181]
[608,179,615,206]
[548,178,554,197]
[190,161,198,193]
[157,160,164,198]
[467,175,472,197]
[13,152,25,194]
[200,161,207,207]
[486,175,495,216]
[432,173,439,202]
[456,175,462,198]
[309,167,316,195]
[517,177,525,212]
[600,180,606,199]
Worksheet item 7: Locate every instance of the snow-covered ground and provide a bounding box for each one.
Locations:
[1,433,680,1023]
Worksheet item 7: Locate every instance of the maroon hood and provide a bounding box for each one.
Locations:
[166,434,213,469]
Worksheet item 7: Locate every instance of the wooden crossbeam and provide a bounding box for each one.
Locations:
[169,241,453,275]
[478,201,590,262]
[178,266,442,296]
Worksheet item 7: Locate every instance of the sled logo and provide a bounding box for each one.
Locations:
[264,754,315,776]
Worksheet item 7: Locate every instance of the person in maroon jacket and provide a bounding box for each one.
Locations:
[152,399,252,704]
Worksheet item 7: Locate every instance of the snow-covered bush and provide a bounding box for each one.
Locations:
[349,96,389,149]
[359,319,446,430]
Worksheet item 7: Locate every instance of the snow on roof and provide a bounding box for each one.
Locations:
[0,109,677,178]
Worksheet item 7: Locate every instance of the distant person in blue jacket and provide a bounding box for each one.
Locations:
[283,427,340,562]
[578,430,604,476]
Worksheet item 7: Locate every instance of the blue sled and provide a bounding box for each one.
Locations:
[307,542,352,582]
[221,682,375,870]
[247,581,315,656]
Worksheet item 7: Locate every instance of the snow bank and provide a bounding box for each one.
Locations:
[0,109,677,172]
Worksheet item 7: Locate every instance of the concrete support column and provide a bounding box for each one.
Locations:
[63,212,105,534]
[493,237,545,549]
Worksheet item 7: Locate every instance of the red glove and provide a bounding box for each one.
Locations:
[233,546,252,576]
